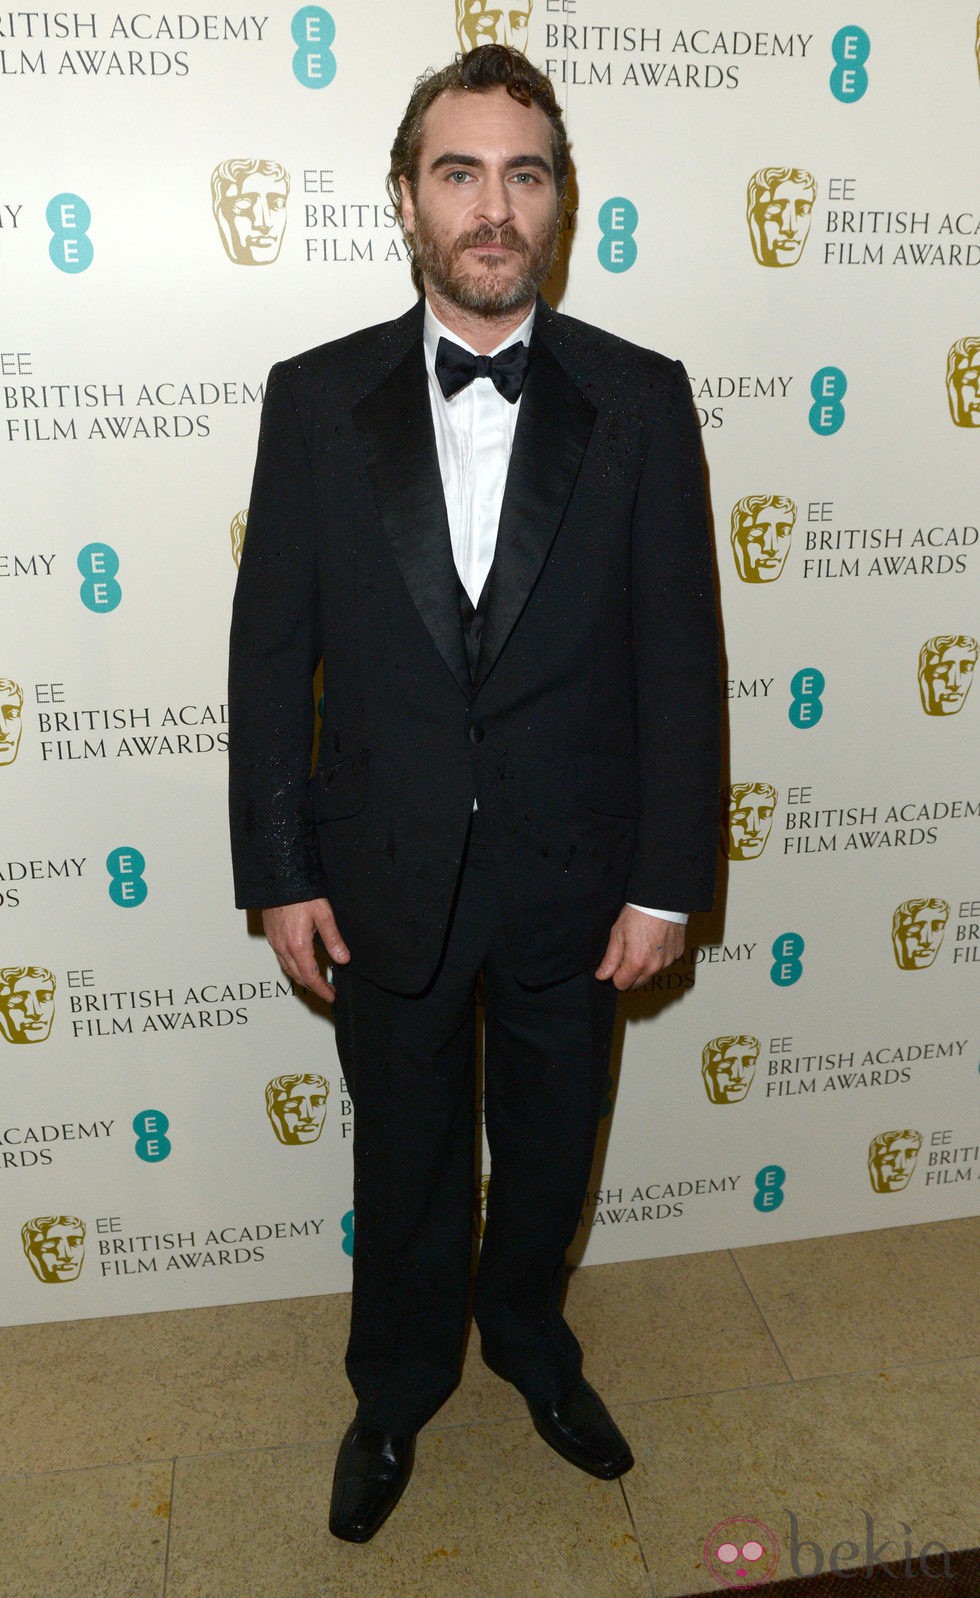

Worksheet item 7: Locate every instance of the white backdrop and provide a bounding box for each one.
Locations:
[2,0,977,1325]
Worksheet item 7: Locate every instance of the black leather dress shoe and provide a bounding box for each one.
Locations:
[526,1377,634,1479]
[328,1418,417,1543]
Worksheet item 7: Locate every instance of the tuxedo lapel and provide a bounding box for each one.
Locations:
[352,334,472,699]
[474,325,596,692]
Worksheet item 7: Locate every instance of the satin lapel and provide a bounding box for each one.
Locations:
[352,341,471,699]
[474,333,596,692]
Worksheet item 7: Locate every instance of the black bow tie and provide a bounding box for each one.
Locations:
[434,336,530,404]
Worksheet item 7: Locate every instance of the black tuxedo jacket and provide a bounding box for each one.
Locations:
[229,298,720,992]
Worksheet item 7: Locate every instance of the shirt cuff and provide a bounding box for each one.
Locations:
[627,904,689,925]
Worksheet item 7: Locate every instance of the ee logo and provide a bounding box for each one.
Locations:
[830,26,870,103]
[107,847,147,908]
[597,197,638,273]
[754,1165,786,1212]
[292,6,335,88]
[771,932,804,987]
[341,1208,355,1257]
[78,544,122,612]
[134,1109,171,1163]
[809,367,847,434]
[46,193,93,274]
[789,667,824,729]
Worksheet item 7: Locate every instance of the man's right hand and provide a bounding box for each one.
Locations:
[262,898,350,1003]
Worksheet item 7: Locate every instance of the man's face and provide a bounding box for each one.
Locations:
[457,0,532,51]
[703,1042,758,1103]
[0,974,55,1044]
[919,643,977,714]
[0,690,23,765]
[752,180,813,266]
[270,1078,328,1143]
[218,171,287,265]
[893,905,947,970]
[728,790,775,859]
[733,504,794,582]
[400,86,559,320]
[949,347,980,426]
[870,1136,919,1192]
[27,1222,85,1282]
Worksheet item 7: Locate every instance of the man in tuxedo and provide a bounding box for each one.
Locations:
[229,44,720,1541]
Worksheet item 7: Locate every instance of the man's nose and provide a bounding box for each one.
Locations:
[477,175,514,228]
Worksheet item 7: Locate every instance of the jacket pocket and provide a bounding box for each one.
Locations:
[310,753,368,820]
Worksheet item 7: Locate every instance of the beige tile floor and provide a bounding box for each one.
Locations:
[0,1216,976,1598]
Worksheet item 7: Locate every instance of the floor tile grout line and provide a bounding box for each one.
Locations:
[161,1455,176,1597]
[619,1475,660,1597]
[725,1246,797,1383]
[1,1347,976,1484]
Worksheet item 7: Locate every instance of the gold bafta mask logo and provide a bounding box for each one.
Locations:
[868,1129,922,1194]
[747,168,816,267]
[477,1173,490,1236]
[0,966,56,1044]
[265,1072,329,1144]
[725,783,777,861]
[917,634,977,716]
[730,496,796,583]
[0,677,24,766]
[946,337,980,426]
[212,159,290,266]
[230,509,248,567]
[455,0,533,50]
[891,898,949,970]
[22,1215,86,1282]
[701,1035,759,1104]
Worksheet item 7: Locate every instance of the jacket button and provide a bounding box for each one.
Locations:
[468,723,485,744]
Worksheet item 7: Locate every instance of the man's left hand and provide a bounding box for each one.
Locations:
[595,907,686,991]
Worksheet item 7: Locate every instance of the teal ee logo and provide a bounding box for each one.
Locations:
[789,667,824,728]
[598,197,637,273]
[341,1207,354,1257]
[107,847,147,907]
[754,1164,786,1211]
[46,192,93,274]
[809,367,846,434]
[134,1109,171,1163]
[292,6,335,87]
[78,544,122,612]
[830,26,870,102]
[771,933,804,986]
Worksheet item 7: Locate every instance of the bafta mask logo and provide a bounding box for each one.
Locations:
[701,1035,760,1104]
[0,678,24,766]
[868,1129,922,1194]
[747,168,816,268]
[22,1215,86,1282]
[891,898,949,971]
[230,509,248,567]
[0,966,56,1044]
[265,1072,329,1144]
[917,634,977,716]
[212,159,290,266]
[725,783,777,861]
[455,0,532,50]
[946,337,980,426]
[477,1173,490,1236]
[730,496,796,583]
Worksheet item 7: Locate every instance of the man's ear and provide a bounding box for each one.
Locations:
[399,175,415,234]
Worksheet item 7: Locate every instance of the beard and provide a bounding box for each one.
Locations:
[409,212,559,317]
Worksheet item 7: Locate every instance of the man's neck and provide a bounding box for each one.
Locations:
[423,287,536,355]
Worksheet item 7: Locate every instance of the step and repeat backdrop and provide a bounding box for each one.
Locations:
[2,2,977,1325]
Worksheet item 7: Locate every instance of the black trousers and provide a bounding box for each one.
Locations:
[331,810,618,1434]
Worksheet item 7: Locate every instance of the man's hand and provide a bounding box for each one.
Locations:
[262,898,350,1003]
[595,907,686,991]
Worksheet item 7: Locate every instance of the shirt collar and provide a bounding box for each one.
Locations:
[422,300,536,371]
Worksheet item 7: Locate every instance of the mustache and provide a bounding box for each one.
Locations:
[453,224,530,256]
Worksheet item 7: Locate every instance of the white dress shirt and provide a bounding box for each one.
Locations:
[421,302,686,928]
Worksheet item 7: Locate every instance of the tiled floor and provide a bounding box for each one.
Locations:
[0,1216,975,1597]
